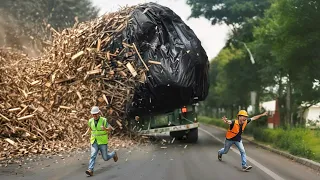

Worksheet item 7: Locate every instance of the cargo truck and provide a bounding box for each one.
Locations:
[129,104,199,143]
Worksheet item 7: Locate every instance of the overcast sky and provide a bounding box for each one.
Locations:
[91,0,230,60]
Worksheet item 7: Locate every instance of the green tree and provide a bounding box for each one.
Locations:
[186,0,271,26]
[0,0,99,51]
[253,0,320,125]
[188,0,320,127]
[202,45,260,118]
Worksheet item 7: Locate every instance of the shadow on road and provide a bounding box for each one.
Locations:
[147,131,222,149]
[90,164,117,177]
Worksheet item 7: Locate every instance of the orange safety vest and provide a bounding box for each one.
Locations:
[226,120,247,139]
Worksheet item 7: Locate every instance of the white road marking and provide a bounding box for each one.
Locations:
[199,127,285,180]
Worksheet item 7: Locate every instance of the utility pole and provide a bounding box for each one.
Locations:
[233,40,257,114]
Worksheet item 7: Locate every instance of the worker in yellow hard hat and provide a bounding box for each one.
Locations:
[218,110,268,172]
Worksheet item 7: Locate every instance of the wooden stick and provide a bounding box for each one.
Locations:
[17,114,34,121]
[30,80,40,85]
[15,127,38,139]
[122,42,133,48]
[59,106,71,110]
[126,62,137,77]
[54,76,76,84]
[116,120,122,127]
[5,138,17,146]
[103,94,109,105]
[76,91,82,100]
[94,64,102,69]
[77,66,84,72]
[17,106,28,117]
[140,72,146,83]
[119,71,127,77]
[132,43,149,71]
[71,51,84,60]
[0,113,10,121]
[8,108,21,112]
[148,60,161,65]
[97,39,101,51]
[50,27,61,36]
[107,52,111,60]
[87,69,102,75]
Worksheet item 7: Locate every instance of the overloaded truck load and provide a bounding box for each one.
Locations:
[0,2,208,158]
[124,3,209,117]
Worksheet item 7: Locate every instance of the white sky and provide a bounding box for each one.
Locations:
[91,0,230,60]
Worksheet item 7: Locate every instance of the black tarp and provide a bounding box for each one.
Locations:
[123,2,209,117]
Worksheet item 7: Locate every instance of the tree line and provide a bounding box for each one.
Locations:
[0,0,99,53]
[187,0,320,126]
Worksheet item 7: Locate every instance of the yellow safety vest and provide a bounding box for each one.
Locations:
[88,117,108,145]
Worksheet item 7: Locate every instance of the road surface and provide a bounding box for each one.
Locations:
[1,124,319,180]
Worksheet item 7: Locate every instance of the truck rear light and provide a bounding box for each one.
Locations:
[194,118,197,123]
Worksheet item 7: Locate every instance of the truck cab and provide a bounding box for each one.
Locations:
[130,104,199,143]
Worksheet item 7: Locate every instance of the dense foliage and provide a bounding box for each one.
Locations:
[187,0,320,126]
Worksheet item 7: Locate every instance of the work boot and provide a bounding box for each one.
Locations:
[218,152,222,161]
[85,169,93,176]
[242,165,252,172]
[113,152,118,162]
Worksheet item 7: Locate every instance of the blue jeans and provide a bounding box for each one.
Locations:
[88,141,115,171]
[218,139,247,167]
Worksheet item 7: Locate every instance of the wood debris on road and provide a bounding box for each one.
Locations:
[0,5,151,161]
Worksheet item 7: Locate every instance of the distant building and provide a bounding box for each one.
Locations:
[248,100,320,128]
[299,103,320,127]
[247,100,279,129]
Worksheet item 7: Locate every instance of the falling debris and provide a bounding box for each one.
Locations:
[0,4,151,160]
[0,2,208,161]
[171,138,175,144]
[184,145,188,149]
[4,138,17,146]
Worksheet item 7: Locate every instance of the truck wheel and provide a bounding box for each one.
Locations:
[170,131,186,140]
[186,128,198,143]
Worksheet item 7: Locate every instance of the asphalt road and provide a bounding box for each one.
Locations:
[1,124,319,180]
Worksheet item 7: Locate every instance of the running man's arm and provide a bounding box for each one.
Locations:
[222,116,233,125]
[82,127,90,138]
[101,119,113,132]
[251,111,268,121]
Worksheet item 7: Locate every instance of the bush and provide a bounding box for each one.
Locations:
[253,128,281,143]
[198,116,228,129]
[254,128,319,161]
[288,143,314,159]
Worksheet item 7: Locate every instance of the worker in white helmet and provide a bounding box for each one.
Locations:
[82,106,118,176]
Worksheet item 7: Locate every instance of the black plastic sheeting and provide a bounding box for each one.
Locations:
[124,2,209,117]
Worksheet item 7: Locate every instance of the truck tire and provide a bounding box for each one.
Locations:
[170,130,186,140]
[186,128,198,143]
